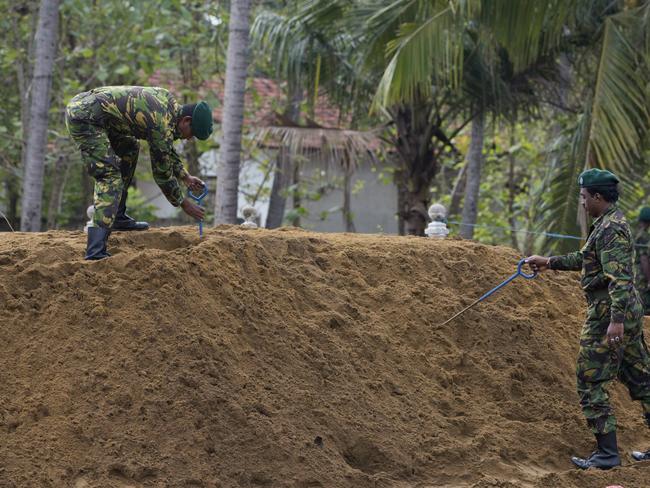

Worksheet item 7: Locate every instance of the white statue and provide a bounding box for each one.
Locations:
[425,203,449,238]
[83,205,95,233]
[241,206,259,228]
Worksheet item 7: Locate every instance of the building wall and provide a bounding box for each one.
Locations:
[137,148,398,234]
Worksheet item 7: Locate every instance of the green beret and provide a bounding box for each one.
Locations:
[191,101,213,140]
[578,168,619,188]
[640,207,650,222]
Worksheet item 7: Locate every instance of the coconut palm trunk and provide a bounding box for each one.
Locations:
[460,111,485,239]
[391,102,436,236]
[266,147,291,228]
[20,0,61,231]
[214,0,251,225]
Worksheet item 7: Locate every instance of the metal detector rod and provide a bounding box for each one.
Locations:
[439,258,537,326]
[187,186,208,237]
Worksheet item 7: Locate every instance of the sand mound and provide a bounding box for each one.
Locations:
[1,227,650,488]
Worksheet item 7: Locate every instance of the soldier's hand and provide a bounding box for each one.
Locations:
[180,199,205,221]
[606,322,624,348]
[525,255,550,273]
[183,174,205,192]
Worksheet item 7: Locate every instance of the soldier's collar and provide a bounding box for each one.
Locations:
[592,204,617,226]
[172,106,183,140]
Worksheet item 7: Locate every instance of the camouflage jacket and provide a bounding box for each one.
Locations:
[549,205,638,323]
[87,86,188,206]
[634,227,650,290]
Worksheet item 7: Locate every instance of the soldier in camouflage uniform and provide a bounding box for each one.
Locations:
[634,207,650,315]
[65,86,212,260]
[526,169,650,469]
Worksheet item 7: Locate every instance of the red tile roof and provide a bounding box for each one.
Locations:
[148,70,349,130]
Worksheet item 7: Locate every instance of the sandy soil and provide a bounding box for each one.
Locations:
[1,226,649,488]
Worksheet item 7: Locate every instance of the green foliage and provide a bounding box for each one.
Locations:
[0,0,228,230]
[124,186,158,223]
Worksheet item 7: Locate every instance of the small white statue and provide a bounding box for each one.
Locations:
[83,205,95,233]
[241,206,259,229]
[425,203,449,238]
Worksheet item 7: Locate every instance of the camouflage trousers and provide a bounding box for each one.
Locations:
[577,295,650,434]
[65,92,140,229]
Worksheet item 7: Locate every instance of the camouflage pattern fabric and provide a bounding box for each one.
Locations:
[550,205,650,434]
[65,86,188,227]
[634,227,650,314]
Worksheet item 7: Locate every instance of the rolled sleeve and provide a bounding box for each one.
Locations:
[549,251,583,271]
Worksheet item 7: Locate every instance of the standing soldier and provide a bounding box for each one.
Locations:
[65,86,212,260]
[634,206,650,315]
[526,169,650,469]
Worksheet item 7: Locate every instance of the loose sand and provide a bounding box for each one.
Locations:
[1,227,649,488]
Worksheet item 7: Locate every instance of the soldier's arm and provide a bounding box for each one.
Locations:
[170,146,189,181]
[148,127,185,207]
[548,251,583,271]
[601,226,635,323]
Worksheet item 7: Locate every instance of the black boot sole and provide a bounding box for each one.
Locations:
[112,226,149,231]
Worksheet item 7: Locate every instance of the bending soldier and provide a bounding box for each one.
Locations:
[66,86,212,260]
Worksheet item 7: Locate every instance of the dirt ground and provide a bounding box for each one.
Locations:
[1,226,650,488]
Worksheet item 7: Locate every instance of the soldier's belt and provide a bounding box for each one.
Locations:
[585,287,610,305]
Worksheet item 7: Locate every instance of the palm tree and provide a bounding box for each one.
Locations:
[367,0,650,245]
[20,0,61,231]
[214,0,252,225]
[541,1,650,251]
[251,5,371,229]
[260,0,566,235]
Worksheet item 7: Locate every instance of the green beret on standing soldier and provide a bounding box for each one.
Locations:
[525,168,650,469]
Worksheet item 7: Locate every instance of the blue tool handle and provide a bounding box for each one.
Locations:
[187,186,207,237]
[517,258,538,279]
[475,258,537,302]
[188,186,208,202]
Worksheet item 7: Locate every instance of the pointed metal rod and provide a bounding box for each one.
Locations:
[439,258,537,326]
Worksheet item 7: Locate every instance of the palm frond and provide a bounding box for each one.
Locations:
[581,8,649,172]
[373,5,465,107]
[251,125,385,172]
[539,113,590,254]
[478,0,577,73]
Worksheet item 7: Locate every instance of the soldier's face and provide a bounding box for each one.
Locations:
[178,116,193,139]
[580,188,601,217]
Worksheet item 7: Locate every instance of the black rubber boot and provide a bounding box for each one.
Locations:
[85,227,112,260]
[112,189,149,231]
[631,413,650,461]
[571,431,621,470]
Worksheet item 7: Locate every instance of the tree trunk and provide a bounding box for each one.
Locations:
[460,111,485,239]
[391,102,436,236]
[20,0,61,231]
[291,161,301,227]
[3,174,20,230]
[266,147,291,229]
[448,162,467,216]
[395,168,405,235]
[45,151,69,229]
[214,0,251,225]
[507,129,519,250]
[266,82,302,229]
[343,156,356,233]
